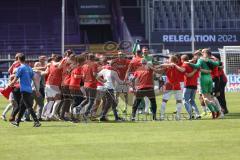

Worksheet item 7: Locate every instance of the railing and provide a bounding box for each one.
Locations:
[0,53,47,62]
[0,38,61,55]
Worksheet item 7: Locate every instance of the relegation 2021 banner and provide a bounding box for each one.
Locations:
[161,34,238,43]
[151,31,240,51]
[1,75,240,92]
[151,32,240,43]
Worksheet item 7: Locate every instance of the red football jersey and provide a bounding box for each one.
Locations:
[177,61,184,82]
[46,63,63,86]
[134,66,154,90]
[61,60,72,86]
[111,58,130,80]
[165,67,181,90]
[82,61,98,89]
[182,63,199,87]
[211,66,220,79]
[69,66,82,90]
[128,57,142,73]
[9,61,21,88]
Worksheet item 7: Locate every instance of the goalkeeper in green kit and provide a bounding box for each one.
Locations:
[185,49,221,119]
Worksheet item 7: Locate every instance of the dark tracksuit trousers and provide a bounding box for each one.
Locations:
[16,91,38,124]
[132,88,157,120]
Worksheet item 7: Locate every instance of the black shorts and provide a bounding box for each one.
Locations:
[135,88,155,99]
[212,77,220,95]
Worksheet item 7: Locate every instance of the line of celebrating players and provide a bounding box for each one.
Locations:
[1,47,229,126]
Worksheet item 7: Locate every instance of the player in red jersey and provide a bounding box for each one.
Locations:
[76,53,98,118]
[8,53,22,121]
[159,55,184,120]
[41,55,63,120]
[125,50,143,81]
[181,55,201,119]
[58,52,76,121]
[218,64,228,114]
[210,56,224,118]
[69,55,85,122]
[168,55,185,116]
[131,59,162,121]
[112,51,131,81]
[111,50,130,114]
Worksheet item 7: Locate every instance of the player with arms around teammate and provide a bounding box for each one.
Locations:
[181,55,201,119]
[185,49,221,119]
[111,50,130,113]
[76,54,98,118]
[131,59,161,121]
[69,55,85,122]
[160,55,184,121]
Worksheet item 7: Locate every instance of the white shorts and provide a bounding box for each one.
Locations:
[162,90,182,101]
[45,85,61,98]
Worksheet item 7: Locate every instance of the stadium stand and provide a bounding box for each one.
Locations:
[153,0,240,31]
[122,7,145,37]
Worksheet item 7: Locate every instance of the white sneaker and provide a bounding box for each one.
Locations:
[220,112,225,119]
[1,115,7,121]
[160,115,165,121]
[138,110,143,114]
[49,115,60,121]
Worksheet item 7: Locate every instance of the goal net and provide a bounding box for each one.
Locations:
[219,46,240,92]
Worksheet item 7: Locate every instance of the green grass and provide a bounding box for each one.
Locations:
[0,93,240,160]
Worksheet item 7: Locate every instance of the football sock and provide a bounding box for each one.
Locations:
[213,97,221,112]
[176,103,182,116]
[2,103,12,116]
[161,101,166,117]
[50,100,61,118]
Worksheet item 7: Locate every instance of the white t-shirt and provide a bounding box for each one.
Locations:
[32,72,41,91]
[97,69,122,90]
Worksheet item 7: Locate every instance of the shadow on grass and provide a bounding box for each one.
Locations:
[10,113,239,127]
[226,113,240,116]
[41,124,77,128]
[224,113,240,119]
[39,120,136,127]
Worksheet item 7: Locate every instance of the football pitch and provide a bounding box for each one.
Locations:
[0,93,239,160]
